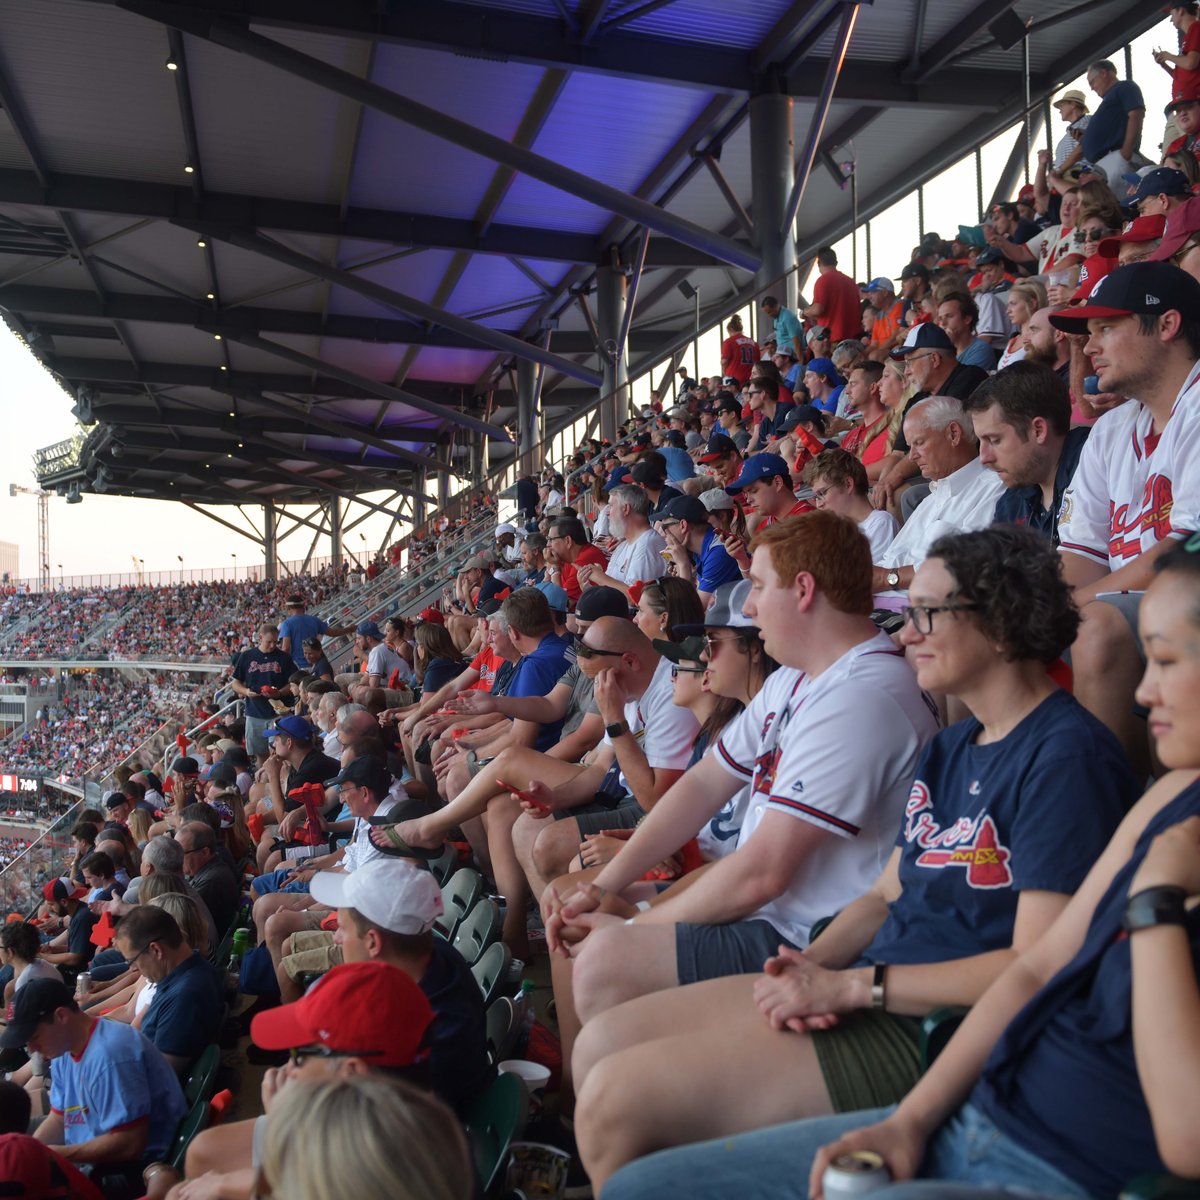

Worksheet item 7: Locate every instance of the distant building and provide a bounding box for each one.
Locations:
[0,541,17,582]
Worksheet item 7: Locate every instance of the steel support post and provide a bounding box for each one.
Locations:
[517,357,538,475]
[749,89,797,309]
[329,495,343,569]
[595,261,628,443]
[263,501,278,581]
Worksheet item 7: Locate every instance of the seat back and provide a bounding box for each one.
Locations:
[464,1070,526,1195]
[435,868,483,940]
[184,1043,222,1106]
[471,939,512,1006]
[485,995,517,1066]
[168,1097,211,1171]
[453,897,501,967]
[429,842,458,886]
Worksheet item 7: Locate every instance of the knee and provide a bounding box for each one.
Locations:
[532,825,569,882]
[1074,602,1136,665]
[575,1055,629,1160]
[264,911,289,944]
[184,1126,222,1176]
[573,928,623,1024]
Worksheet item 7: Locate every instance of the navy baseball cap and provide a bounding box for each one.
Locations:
[0,977,76,1049]
[975,246,1008,267]
[726,452,791,494]
[604,465,630,490]
[356,619,384,639]
[1050,261,1200,333]
[575,586,631,622]
[890,322,955,358]
[265,714,315,742]
[654,495,708,526]
[1132,167,1191,203]
[779,405,828,435]
[697,432,738,463]
[326,756,392,794]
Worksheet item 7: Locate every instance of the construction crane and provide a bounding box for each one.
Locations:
[8,484,51,591]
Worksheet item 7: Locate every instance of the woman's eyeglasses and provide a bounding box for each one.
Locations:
[1075,227,1116,243]
[671,664,706,679]
[900,602,980,635]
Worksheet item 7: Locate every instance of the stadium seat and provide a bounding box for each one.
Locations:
[471,940,512,1006]
[454,897,501,967]
[920,1006,969,1068]
[168,1098,211,1171]
[184,1043,221,1107]
[464,1069,526,1196]
[485,996,518,1066]
[435,868,483,941]
[428,842,458,886]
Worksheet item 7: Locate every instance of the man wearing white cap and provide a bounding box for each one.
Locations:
[495,522,523,566]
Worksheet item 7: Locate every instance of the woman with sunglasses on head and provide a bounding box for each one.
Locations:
[630,577,705,645]
[573,525,1137,1196]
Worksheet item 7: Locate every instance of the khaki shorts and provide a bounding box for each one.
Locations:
[281,930,342,980]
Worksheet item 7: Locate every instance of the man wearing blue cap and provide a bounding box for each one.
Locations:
[1130,166,1192,220]
[338,619,411,704]
[865,277,904,360]
[255,714,341,865]
[656,495,741,603]
[725,453,809,541]
[802,357,845,419]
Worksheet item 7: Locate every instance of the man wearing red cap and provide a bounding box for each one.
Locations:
[1050,260,1200,774]
[1097,213,1167,266]
[37,878,96,971]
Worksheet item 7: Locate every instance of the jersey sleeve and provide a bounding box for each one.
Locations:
[1057,413,1116,564]
[713,687,770,782]
[763,683,915,840]
[1162,398,1200,538]
[231,651,249,685]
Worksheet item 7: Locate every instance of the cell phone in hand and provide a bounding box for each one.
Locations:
[495,778,551,811]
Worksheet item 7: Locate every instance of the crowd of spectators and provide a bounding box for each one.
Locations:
[5,39,1200,1200]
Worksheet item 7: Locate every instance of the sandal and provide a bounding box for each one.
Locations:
[367,817,441,860]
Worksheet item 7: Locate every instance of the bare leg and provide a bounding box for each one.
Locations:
[265,908,320,973]
[185,1117,256,1177]
[484,793,531,958]
[572,922,682,1024]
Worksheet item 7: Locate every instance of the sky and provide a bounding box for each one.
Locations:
[0,17,1176,586]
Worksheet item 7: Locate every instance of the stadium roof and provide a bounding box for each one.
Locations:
[0,0,1162,508]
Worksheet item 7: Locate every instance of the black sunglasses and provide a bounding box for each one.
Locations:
[573,634,624,659]
[288,1045,385,1067]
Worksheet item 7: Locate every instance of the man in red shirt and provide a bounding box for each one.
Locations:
[803,246,863,343]
[1154,3,1200,104]
[719,315,759,386]
[546,518,608,607]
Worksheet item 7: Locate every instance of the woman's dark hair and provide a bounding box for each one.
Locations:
[413,622,460,666]
[639,577,706,633]
[927,525,1079,662]
[1153,538,1200,611]
[71,820,99,844]
[0,920,41,962]
[80,850,115,879]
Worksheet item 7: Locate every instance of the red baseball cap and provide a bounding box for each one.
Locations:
[42,878,86,904]
[0,1133,104,1199]
[250,961,434,1068]
[1066,251,1118,304]
[417,606,445,624]
[1096,214,1167,258]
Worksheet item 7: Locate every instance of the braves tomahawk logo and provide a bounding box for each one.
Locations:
[903,781,1013,889]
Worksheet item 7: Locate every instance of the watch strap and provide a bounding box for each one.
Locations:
[1123,885,1188,934]
[871,962,887,1010]
[606,720,629,739]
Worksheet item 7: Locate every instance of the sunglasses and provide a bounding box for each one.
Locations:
[671,664,706,678]
[288,1045,384,1068]
[573,635,624,659]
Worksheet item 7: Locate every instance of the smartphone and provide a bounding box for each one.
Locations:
[495,778,551,811]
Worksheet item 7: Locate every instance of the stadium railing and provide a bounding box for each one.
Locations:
[0,796,86,916]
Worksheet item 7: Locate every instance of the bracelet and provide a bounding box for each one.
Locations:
[143,1162,173,1182]
[871,962,888,1010]
[1123,885,1188,934]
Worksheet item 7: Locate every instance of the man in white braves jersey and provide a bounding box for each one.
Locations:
[1050,261,1200,771]
[544,512,939,1023]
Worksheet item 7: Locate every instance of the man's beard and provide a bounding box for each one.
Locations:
[1022,341,1058,367]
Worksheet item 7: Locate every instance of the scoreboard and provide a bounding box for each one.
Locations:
[0,774,39,795]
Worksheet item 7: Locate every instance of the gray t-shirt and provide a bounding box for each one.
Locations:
[560,663,598,737]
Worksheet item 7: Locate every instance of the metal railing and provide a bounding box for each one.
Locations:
[0,795,87,915]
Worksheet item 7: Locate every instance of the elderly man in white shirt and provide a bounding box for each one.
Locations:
[872,396,1004,603]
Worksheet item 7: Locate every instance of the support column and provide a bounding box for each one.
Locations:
[595,255,628,443]
[263,501,278,581]
[437,443,451,514]
[470,431,484,487]
[328,495,343,569]
[517,357,537,475]
[414,468,428,530]
[749,86,796,310]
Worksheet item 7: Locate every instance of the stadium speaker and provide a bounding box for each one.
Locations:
[988,10,1027,50]
[66,484,82,505]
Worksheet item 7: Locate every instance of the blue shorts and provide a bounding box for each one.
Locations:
[675,918,799,986]
[252,867,311,896]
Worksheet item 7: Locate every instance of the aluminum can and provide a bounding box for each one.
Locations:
[75,971,91,998]
[822,1151,891,1200]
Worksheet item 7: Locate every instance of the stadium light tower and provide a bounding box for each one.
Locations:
[8,483,51,590]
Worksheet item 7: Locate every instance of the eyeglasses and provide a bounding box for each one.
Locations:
[900,602,980,635]
[811,485,833,504]
[904,352,937,366]
[125,939,157,965]
[671,664,706,678]
[288,1044,385,1068]
[1075,227,1116,243]
[703,633,742,656]
[573,635,624,659]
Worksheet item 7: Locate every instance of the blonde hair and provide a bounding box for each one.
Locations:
[145,892,210,956]
[127,809,152,847]
[261,1076,472,1200]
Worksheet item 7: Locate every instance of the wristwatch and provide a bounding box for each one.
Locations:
[1123,885,1188,934]
[605,720,629,739]
[886,569,901,589]
[871,962,888,1010]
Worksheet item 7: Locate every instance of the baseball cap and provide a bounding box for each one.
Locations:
[461,555,491,572]
[171,756,199,775]
[0,1133,96,1196]
[721,375,739,387]
[898,262,930,281]
[356,619,384,639]
[495,522,517,539]
[774,345,797,360]
[1165,87,1200,114]
[311,858,443,935]
[575,585,630,622]
[1017,183,1036,204]
[805,325,831,344]
[674,578,756,637]
[1097,214,1167,258]
[630,460,666,486]
[649,633,707,665]
[1053,88,1088,109]
[864,276,894,294]
[604,465,630,491]
[654,495,708,526]
[0,977,76,1048]
[716,396,742,415]
[251,962,434,1069]
[890,322,954,357]
[534,581,569,613]
[416,606,444,624]
[975,246,1008,267]
[208,761,238,787]
[103,791,127,811]
[1050,261,1200,333]
[779,405,828,436]
[804,357,842,386]
[264,714,314,743]
[698,487,735,512]
[325,756,392,794]
[1069,251,1118,302]
[697,432,738,463]
[725,452,791,494]
[42,878,86,905]
[1132,167,1191,204]
[1151,195,1200,261]
[215,738,239,752]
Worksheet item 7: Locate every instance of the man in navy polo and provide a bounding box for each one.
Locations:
[498,589,572,752]
[655,495,742,604]
[113,905,223,1076]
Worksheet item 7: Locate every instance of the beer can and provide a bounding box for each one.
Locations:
[822,1151,891,1200]
[75,971,91,998]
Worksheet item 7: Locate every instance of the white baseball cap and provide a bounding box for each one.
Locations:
[310,859,444,935]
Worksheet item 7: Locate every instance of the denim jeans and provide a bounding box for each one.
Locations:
[603,1104,1092,1200]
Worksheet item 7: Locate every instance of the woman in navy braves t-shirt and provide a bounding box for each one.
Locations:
[600,535,1200,1200]
[574,526,1135,1192]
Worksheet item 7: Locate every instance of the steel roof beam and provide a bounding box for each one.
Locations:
[119,1,763,272]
